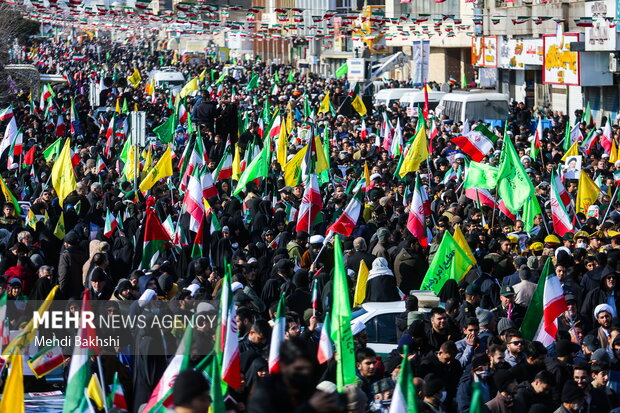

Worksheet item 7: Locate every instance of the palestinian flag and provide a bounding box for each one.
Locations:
[520,258,567,346]
[327,186,363,237]
[317,311,333,364]
[141,208,171,269]
[23,145,35,167]
[27,345,64,378]
[268,293,286,373]
[452,123,498,162]
[550,170,573,236]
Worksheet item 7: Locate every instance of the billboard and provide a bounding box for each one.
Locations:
[498,38,543,69]
[543,33,580,85]
[471,36,498,68]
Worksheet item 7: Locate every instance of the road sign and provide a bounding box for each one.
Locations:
[130,111,146,146]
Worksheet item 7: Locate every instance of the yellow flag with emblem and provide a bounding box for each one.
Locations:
[54,213,65,239]
[576,170,601,214]
[454,225,476,266]
[317,91,330,115]
[611,139,619,164]
[51,139,76,207]
[86,374,106,411]
[139,146,173,192]
[0,354,24,413]
[561,140,580,162]
[398,123,428,178]
[232,144,242,181]
[284,145,308,187]
[127,68,142,88]
[179,77,199,99]
[277,118,288,169]
[353,260,369,307]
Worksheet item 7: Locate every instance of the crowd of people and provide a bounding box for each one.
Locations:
[1,36,620,413]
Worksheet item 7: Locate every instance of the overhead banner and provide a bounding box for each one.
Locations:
[412,40,430,86]
[499,38,543,69]
[543,33,580,85]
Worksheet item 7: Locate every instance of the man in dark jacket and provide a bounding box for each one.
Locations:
[58,231,88,299]
[191,91,218,132]
[393,236,427,293]
[345,237,375,274]
[581,267,620,329]
[514,370,555,411]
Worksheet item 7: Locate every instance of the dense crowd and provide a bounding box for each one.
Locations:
[1,36,620,413]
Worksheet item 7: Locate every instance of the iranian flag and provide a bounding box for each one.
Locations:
[104,115,115,158]
[327,185,363,237]
[406,175,428,247]
[267,111,282,140]
[602,120,613,154]
[178,103,188,124]
[199,165,217,199]
[317,311,333,364]
[531,118,543,158]
[452,123,498,162]
[62,290,97,413]
[141,208,171,269]
[498,199,517,221]
[581,129,598,155]
[110,372,128,411]
[268,293,287,373]
[389,346,417,413]
[42,83,55,102]
[221,263,241,389]
[184,168,205,233]
[550,171,573,236]
[520,258,567,346]
[552,169,571,208]
[103,209,118,238]
[429,117,439,152]
[381,112,394,153]
[465,187,496,208]
[296,174,322,232]
[55,115,66,137]
[0,105,13,121]
[27,345,64,378]
[212,143,233,180]
[96,155,106,173]
[7,127,22,170]
[142,316,194,412]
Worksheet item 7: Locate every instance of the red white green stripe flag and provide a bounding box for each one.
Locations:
[212,142,233,180]
[296,174,323,232]
[407,174,429,247]
[0,105,13,121]
[317,311,333,364]
[184,168,205,233]
[389,346,418,413]
[268,293,286,373]
[104,209,119,238]
[520,258,567,346]
[221,262,241,389]
[327,182,363,237]
[550,170,573,236]
[27,345,64,378]
[451,123,498,162]
[109,372,128,411]
[141,208,171,269]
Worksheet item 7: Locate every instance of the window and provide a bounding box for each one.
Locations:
[365,314,398,344]
[442,100,462,122]
[464,100,510,121]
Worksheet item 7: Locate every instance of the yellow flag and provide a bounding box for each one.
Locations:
[611,140,619,164]
[51,139,76,207]
[364,161,370,187]
[198,68,207,82]
[144,78,153,95]
[314,136,329,174]
[284,146,308,187]
[26,209,37,230]
[353,260,369,307]
[115,98,121,114]
[3,286,59,355]
[399,123,428,178]
[122,145,137,181]
[232,144,242,181]
[127,68,141,88]
[142,146,153,178]
[351,93,367,117]
[277,119,288,169]
[139,147,173,192]
[317,91,330,115]
[0,355,24,413]
[454,225,476,266]
[576,170,601,214]
[286,101,294,134]
[87,374,106,411]
[561,140,580,162]
[54,212,65,239]
[0,175,20,214]
[179,77,199,99]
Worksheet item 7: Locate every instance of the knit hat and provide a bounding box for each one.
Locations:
[90,268,106,282]
[472,353,490,370]
[497,318,516,335]
[476,308,494,327]
[173,369,210,407]
[591,348,611,364]
[493,369,515,393]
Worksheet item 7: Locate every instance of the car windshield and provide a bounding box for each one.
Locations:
[465,100,510,121]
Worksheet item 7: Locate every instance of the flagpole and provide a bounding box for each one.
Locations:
[96,356,109,413]
[601,184,620,223]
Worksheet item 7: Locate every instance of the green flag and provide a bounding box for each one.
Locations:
[496,136,534,214]
[390,346,418,413]
[420,231,474,293]
[210,355,225,413]
[233,139,271,195]
[153,115,176,144]
[330,234,357,391]
[287,70,295,83]
[246,73,259,91]
[43,137,63,161]
[522,196,543,233]
[274,71,280,84]
[563,121,571,152]
[470,381,485,413]
[335,63,348,79]
[463,161,498,190]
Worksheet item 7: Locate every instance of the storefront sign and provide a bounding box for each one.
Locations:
[543,33,580,85]
[498,38,543,69]
[585,0,617,50]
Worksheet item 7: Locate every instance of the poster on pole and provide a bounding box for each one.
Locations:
[412,40,430,86]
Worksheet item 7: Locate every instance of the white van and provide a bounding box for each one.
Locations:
[399,90,445,111]
[437,91,510,123]
[150,68,186,93]
[373,88,417,108]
